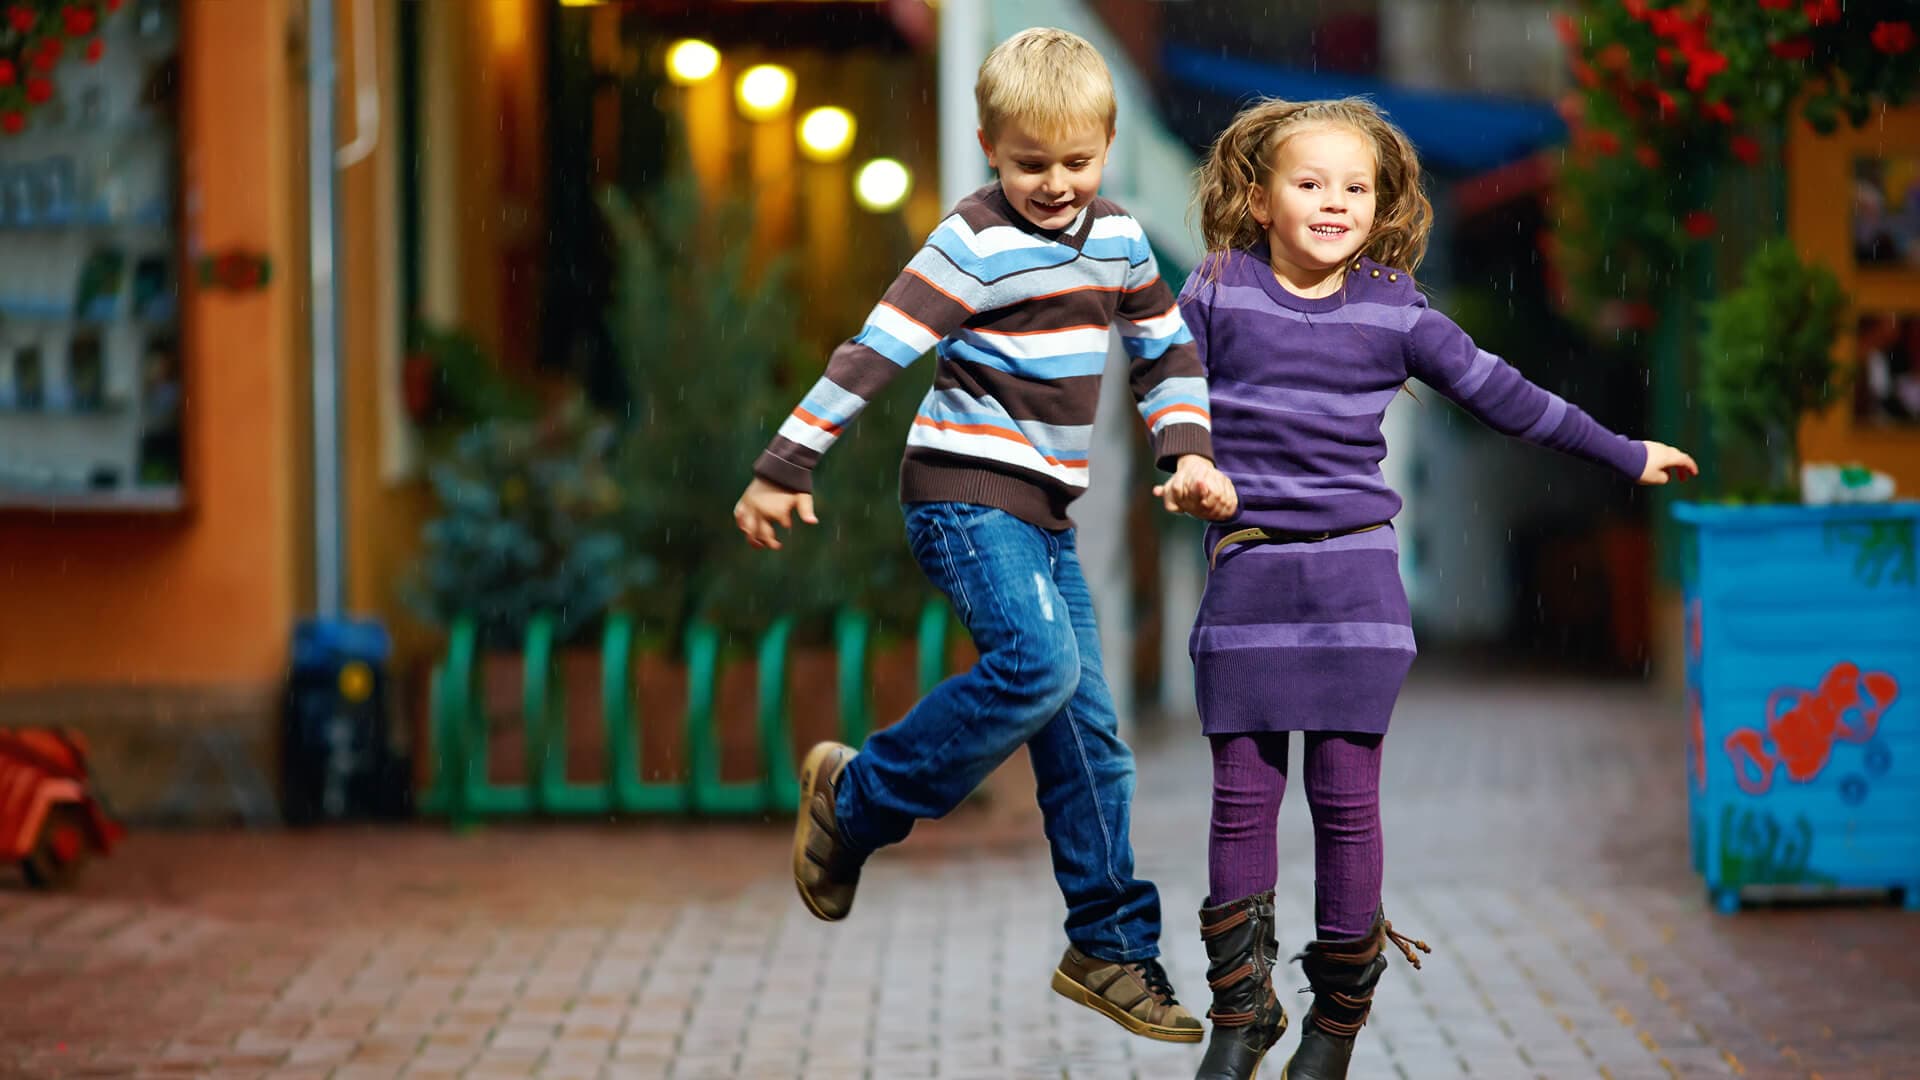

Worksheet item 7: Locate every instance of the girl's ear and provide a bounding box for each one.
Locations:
[1247,184,1270,230]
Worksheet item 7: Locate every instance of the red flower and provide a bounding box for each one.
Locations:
[1554,12,1579,47]
[1771,37,1814,60]
[1,111,23,135]
[1636,145,1661,168]
[1703,100,1735,124]
[8,4,35,33]
[1590,130,1621,155]
[1573,59,1599,88]
[1803,0,1840,27]
[25,76,52,104]
[1657,90,1679,116]
[1598,42,1631,72]
[63,5,96,35]
[1730,135,1763,165]
[0,60,14,87]
[30,49,57,73]
[1657,46,1675,66]
[85,37,103,63]
[1686,47,1729,91]
[1649,9,1709,53]
[1758,0,1793,8]
[1683,211,1717,238]
[1871,21,1915,55]
[1624,0,1649,18]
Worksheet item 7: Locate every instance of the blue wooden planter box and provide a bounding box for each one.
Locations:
[1674,501,1920,913]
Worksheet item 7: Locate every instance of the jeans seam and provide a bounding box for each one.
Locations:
[1062,695,1134,959]
[910,506,1028,785]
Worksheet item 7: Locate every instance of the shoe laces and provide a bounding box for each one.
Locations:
[1127,958,1180,1005]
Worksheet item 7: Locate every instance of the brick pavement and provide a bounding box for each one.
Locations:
[4,672,1918,1079]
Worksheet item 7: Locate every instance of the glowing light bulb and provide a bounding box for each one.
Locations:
[665,39,720,85]
[798,107,856,163]
[854,159,912,213]
[736,64,794,121]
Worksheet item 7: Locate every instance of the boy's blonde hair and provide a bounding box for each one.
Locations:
[1193,97,1434,273]
[976,28,1116,142]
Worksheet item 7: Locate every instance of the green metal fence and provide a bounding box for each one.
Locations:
[419,601,956,825]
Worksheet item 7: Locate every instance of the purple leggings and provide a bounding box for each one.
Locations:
[1209,731,1384,941]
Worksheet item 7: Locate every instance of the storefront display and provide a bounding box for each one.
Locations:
[0,0,180,508]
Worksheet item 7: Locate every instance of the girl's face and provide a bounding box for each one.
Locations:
[1249,124,1378,277]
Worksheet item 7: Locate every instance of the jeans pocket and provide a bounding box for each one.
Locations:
[906,508,975,624]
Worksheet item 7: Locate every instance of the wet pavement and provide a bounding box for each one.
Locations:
[5,672,1918,1078]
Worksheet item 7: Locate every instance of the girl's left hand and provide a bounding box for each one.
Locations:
[1638,441,1700,485]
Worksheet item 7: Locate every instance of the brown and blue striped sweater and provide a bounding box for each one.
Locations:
[752,184,1214,530]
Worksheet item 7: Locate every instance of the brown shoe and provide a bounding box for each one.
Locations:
[792,741,864,921]
[1051,946,1203,1043]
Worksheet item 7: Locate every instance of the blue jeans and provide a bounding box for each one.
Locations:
[834,501,1163,962]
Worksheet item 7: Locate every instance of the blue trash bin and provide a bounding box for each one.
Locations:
[281,617,412,825]
[1674,501,1920,912]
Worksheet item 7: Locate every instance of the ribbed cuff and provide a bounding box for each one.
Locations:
[1153,423,1215,472]
[752,449,814,493]
[1588,432,1647,481]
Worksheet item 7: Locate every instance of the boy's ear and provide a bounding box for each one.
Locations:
[976,128,996,169]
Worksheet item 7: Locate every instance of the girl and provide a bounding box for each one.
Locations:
[1174,98,1697,1080]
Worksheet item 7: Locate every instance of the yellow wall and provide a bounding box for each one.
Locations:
[1791,104,1920,491]
[0,0,300,689]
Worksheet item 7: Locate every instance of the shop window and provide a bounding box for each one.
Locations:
[0,0,182,510]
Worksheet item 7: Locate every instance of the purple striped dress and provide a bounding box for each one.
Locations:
[1176,246,1648,734]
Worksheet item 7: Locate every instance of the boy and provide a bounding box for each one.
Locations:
[733,27,1234,1042]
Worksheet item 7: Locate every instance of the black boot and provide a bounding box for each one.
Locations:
[1281,909,1430,1080]
[1195,891,1287,1080]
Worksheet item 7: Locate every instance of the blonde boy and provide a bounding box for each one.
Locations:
[734,27,1232,1041]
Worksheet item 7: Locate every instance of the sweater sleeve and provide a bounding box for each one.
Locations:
[1117,235,1215,470]
[751,217,983,493]
[1405,306,1647,480]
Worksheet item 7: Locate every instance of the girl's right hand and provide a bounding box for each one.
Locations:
[1155,456,1240,520]
[1638,441,1700,485]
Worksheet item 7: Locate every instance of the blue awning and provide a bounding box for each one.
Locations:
[1161,45,1567,176]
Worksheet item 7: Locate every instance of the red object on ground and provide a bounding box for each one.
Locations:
[0,727,123,888]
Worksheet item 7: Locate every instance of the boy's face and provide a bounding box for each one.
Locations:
[1249,124,1377,276]
[978,119,1113,231]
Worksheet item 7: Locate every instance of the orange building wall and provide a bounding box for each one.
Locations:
[1791,105,1920,490]
[0,0,299,690]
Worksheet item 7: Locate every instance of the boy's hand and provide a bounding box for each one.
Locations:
[1638,441,1700,486]
[1154,454,1239,521]
[733,477,817,550]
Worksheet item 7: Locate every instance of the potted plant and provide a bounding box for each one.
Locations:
[599,176,941,806]
[408,395,641,803]
[1675,243,1919,912]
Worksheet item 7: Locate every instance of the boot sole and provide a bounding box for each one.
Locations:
[792,742,852,923]
[1049,968,1205,1043]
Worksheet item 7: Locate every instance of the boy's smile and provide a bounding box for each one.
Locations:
[978,120,1112,232]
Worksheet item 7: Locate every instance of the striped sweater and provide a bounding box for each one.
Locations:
[1178,245,1647,535]
[752,184,1214,530]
